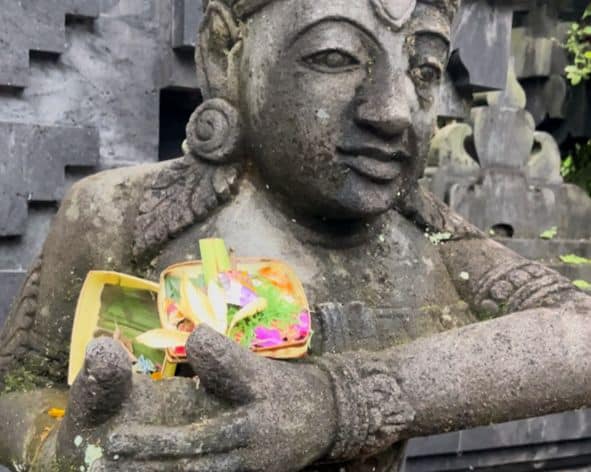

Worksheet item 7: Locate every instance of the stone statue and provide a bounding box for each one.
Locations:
[1,0,590,471]
[429,61,591,240]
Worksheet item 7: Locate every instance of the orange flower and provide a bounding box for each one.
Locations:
[258,266,294,294]
[151,372,163,381]
[48,408,65,418]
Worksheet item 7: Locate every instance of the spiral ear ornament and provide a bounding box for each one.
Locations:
[184,98,242,163]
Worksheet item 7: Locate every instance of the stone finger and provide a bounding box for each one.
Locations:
[90,453,245,472]
[106,410,251,459]
[66,337,132,428]
[186,324,271,402]
[178,452,246,472]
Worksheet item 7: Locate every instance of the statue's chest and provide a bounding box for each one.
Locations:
[153,191,475,344]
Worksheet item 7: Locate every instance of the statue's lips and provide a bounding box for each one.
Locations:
[338,146,407,183]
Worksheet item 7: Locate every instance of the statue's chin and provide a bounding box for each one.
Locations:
[252,162,405,221]
[293,191,396,222]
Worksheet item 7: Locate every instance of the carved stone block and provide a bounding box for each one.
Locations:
[172,0,203,50]
[0,122,99,236]
[0,0,99,89]
[449,0,513,92]
[0,271,26,328]
[405,408,591,471]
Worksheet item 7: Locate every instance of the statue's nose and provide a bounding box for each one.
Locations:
[354,72,411,137]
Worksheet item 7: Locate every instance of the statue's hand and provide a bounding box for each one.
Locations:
[54,336,222,471]
[54,337,133,466]
[93,325,337,472]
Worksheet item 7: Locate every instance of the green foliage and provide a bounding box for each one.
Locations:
[573,279,591,290]
[165,275,181,301]
[561,6,591,196]
[561,139,591,196]
[98,286,164,366]
[228,278,302,348]
[560,253,591,265]
[539,226,558,240]
[48,458,78,472]
[564,4,591,85]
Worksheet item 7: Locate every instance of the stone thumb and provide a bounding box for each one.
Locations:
[186,324,268,403]
[66,337,132,428]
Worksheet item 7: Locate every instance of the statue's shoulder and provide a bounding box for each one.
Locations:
[399,187,484,240]
[63,159,165,221]
[132,157,240,259]
[55,156,240,262]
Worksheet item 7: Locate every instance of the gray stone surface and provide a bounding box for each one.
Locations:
[512,2,591,142]
[426,122,479,199]
[172,0,203,49]
[0,271,25,328]
[0,0,99,88]
[0,1,590,471]
[449,0,513,92]
[0,0,203,324]
[0,206,55,327]
[449,172,559,239]
[512,15,572,127]
[405,408,591,471]
[0,0,521,326]
[430,62,591,240]
[0,122,99,236]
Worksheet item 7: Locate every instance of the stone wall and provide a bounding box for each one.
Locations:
[0,0,202,323]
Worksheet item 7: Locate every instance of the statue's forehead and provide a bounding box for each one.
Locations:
[274,0,449,43]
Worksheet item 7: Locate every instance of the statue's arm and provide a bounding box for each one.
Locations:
[437,231,582,318]
[317,296,591,461]
[405,186,581,318]
[86,301,591,470]
[316,189,591,460]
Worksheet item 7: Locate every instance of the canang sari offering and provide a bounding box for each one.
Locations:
[68,238,312,384]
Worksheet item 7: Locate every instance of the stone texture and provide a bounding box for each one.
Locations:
[172,0,203,49]
[0,0,99,88]
[0,271,25,328]
[528,130,563,184]
[512,2,591,141]
[405,409,591,471]
[449,172,557,238]
[0,122,99,236]
[448,0,513,93]
[430,62,591,240]
[512,28,555,79]
[0,0,203,323]
[426,122,479,199]
[0,0,520,323]
[0,2,584,470]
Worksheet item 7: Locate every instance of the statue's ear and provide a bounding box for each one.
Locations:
[196,1,242,104]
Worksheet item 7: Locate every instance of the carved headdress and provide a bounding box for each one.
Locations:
[202,0,460,22]
[197,0,459,101]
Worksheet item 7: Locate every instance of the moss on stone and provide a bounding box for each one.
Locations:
[47,457,78,472]
[1,367,38,394]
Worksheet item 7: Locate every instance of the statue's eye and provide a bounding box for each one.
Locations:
[302,49,360,72]
[410,63,442,84]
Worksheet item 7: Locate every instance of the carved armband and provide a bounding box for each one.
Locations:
[316,353,415,461]
[474,261,578,316]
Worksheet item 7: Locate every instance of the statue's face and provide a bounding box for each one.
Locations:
[240,0,450,218]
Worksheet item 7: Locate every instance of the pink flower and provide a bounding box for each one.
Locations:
[296,311,311,339]
[253,326,283,348]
